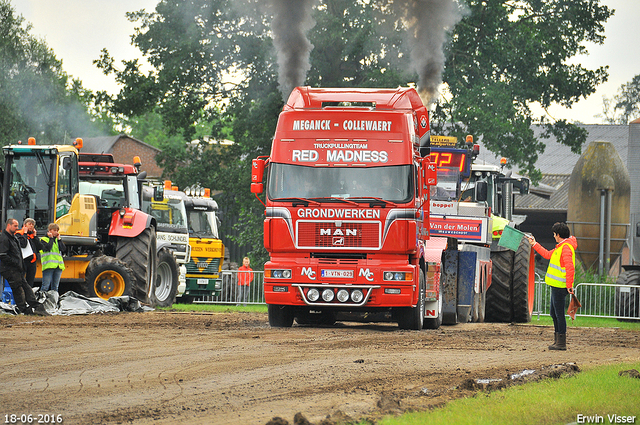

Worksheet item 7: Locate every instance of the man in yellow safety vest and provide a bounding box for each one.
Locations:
[527,222,577,351]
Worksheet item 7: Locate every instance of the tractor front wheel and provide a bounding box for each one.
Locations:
[85,256,135,300]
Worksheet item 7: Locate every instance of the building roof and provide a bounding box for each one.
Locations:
[81,134,161,154]
[474,124,629,175]
[515,174,570,212]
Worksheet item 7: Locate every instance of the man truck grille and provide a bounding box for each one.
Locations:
[296,221,380,249]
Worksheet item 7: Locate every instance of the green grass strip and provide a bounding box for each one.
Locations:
[371,362,640,425]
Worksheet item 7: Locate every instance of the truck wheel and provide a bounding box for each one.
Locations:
[116,227,157,304]
[398,269,425,330]
[85,256,135,300]
[615,270,640,321]
[152,248,178,307]
[511,239,535,323]
[268,304,294,327]
[486,249,513,322]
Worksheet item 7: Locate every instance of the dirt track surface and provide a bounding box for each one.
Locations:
[1,311,639,425]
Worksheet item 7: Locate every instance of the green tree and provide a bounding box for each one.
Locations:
[435,0,612,180]
[601,74,640,124]
[0,0,106,144]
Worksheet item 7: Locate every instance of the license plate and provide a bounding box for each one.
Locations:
[321,269,353,278]
[197,278,209,285]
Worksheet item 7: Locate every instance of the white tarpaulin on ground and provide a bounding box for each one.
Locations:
[0,290,153,316]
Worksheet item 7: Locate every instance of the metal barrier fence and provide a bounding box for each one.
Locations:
[192,270,640,320]
[533,278,640,321]
[194,270,265,305]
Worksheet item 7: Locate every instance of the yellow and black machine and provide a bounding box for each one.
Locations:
[1,138,159,303]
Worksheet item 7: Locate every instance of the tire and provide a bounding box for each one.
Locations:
[152,248,178,307]
[486,249,513,322]
[615,270,640,321]
[116,227,157,304]
[398,269,426,330]
[84,256,135,300]
[268,304,294,327]
[511,239,535,323]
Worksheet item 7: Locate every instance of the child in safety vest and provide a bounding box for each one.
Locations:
[40,223,66,293]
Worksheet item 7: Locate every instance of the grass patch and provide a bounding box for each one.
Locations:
[530,315,640,330]
[369,361,640,425]
[159,303,268,313]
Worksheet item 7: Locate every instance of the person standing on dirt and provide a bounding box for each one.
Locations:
[40,223,66,293]
[236,256,254,306]
[15,218,44,288]
[0,218,46,315]
[526,222,577,351]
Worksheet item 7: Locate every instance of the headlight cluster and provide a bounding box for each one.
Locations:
[267,269,292,279]
[383,271,412,281]
[306,288,365,304]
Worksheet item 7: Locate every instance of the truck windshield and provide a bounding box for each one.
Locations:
[267,163,413,203]
[143,197,188,233]
[432,168,460,201]
[5,153,54,230]
[79,180,126,208]
[188,210,219,239]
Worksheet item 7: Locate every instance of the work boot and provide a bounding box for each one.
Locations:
[28,304,50,317]
[549,333,566,351]
[548,332,558,350]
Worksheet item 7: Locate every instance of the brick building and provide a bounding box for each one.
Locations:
[81,134,164,178]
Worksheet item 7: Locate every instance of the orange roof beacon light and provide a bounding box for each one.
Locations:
[73,138,83,150]
[465,135,473,147]
[164,180,172,191]
[204,188,211,198]
[28,137,36,145]
[500,157,507,165]
[172,186,178,191]
[133,156,142,167]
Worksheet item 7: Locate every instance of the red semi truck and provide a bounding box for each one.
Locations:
[250,87,488,330]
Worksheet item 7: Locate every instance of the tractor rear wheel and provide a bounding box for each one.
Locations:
[486,249,513,322]
[116,227,157,304]
[85,256,134,300]
[511,239,535,323]
[615,270,640,321]
[152,248,178,307]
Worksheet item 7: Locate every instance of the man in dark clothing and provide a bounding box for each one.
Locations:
[0,218,46,315]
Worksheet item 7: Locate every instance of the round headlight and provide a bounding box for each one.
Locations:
[337,289,349,302]
[307,288,320,302]
[351,289,364,303]
[322,288,335,302]
[282,270,292,279]
[394,272,404,281]
[272,270,282,278]
[384,272,394,281]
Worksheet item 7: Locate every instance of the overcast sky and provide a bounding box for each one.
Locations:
[12,0,640,124]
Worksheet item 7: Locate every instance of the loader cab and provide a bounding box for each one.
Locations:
[2,145,79,233]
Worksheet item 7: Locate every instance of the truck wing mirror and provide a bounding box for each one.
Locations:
[422,158,437,186]
[251,158,266,194]
[475,181,488,202]
[62,156,72,170]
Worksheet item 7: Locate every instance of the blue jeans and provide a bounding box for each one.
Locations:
[549,285,569,334]
[41,268,63,292]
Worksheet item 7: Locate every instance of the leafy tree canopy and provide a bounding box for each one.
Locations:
[601,74,640,124]
[0,0,107,144]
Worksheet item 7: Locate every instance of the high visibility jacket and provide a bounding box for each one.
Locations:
[544,241,575,288]
[533,236,577,289]
[40,236,66,271]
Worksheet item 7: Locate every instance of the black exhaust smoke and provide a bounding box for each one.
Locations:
[268,0,317,100]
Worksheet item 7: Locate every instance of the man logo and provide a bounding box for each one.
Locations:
[301,267,316,280]
[359,268,374,282]
[320,228,357,236]
[333,237,344,246]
